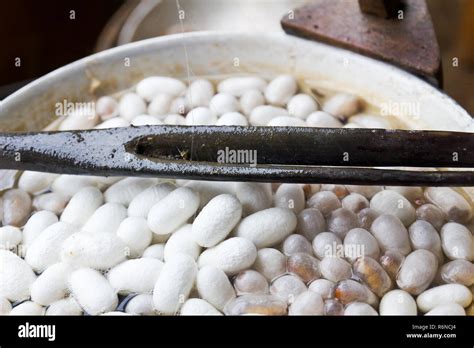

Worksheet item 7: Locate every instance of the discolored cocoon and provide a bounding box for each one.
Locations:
[224,294,287,315]
[326,208,360,239]
[2,189,31,227]
[370,214,411,255]
[357,208,380,230]
[296,208,326,241]
[342,193,369,213]
[408,220,443,262]
[253,248,287,282]
[424,187,472,224]
[307,191,341,216]
[416,203,446,231]
[282,234,313,256]
[270,274,307,303]
[235,271,269,297]
[333,279,378,307]
[440,260,474,286]
[397,249,438,295]
[287,252,321,283]
[353,256,393,297]
[380,250,405,281]
[324,299,344,316]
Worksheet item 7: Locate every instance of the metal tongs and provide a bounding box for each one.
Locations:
[0,126,473,186]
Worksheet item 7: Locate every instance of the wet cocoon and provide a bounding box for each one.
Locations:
[107,258,164,294]
[152,253,197,315]
[0,250,37,301]
[147,187,200,235]
[192,194,242,247]
[69,268,118,315]
[198,237,257,275]
[253,248,287,281]
[235,207,297,248]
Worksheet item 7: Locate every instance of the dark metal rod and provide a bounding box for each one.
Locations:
[0,126,472,186]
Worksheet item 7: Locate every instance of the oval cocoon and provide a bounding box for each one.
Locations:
[235,207,297,248]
